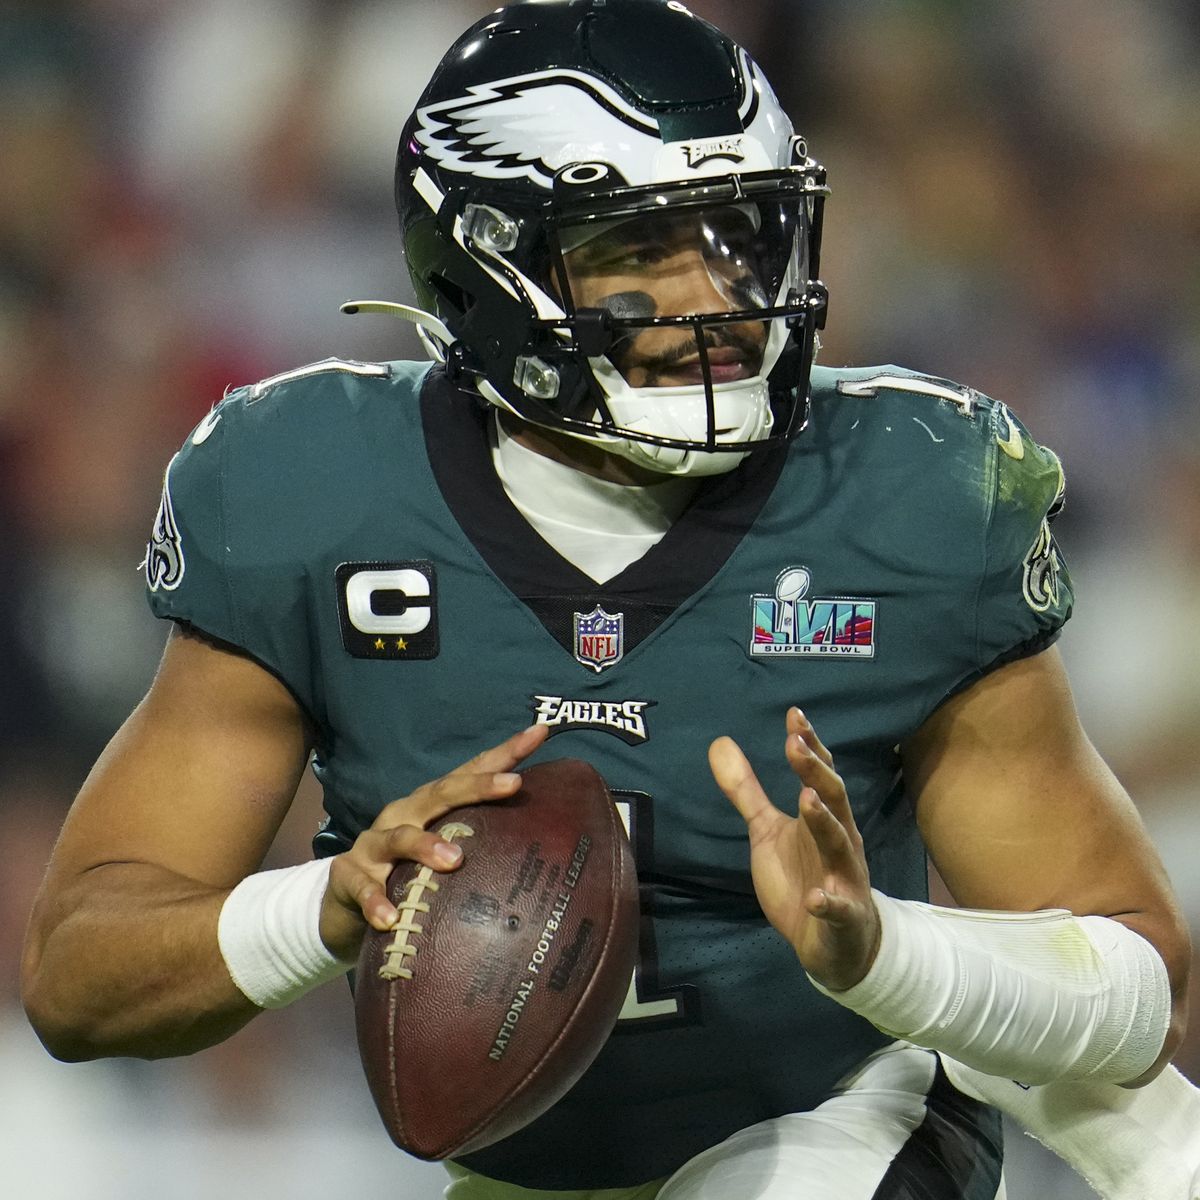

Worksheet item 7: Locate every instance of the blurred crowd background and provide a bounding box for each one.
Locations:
[2,1,1198,1197]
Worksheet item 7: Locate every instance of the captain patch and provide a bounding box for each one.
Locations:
[337,561,439,659]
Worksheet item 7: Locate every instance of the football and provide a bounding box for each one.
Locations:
[354,757,639,1160]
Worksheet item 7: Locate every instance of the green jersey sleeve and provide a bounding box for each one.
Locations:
[143,387,320,722]
[973,400,1073,674]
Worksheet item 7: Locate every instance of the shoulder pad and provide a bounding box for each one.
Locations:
[808,365,993,456]
[825,366,982,418]
[245,357,393,404]
[990,400,1065,506]
[186,358,431,443]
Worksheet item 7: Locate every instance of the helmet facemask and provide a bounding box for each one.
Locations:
[429,161,829,477]
[541,181,820,475]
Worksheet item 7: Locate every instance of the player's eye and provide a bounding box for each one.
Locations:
[577,240,669,274]
[618,242,671,269]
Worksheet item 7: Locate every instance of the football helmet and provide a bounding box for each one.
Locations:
[393,0,829,476]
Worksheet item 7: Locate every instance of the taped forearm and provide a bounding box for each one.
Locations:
[810,890,1171,1085]
[217,859,353,1009]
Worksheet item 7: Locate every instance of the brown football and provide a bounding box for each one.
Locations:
[354,757,639,1160]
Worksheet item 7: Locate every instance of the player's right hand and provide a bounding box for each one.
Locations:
[710,707,880,992]
[318,724,550,961]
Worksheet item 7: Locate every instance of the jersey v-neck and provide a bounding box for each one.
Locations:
[419,367,787,662]
[492,414,698,583]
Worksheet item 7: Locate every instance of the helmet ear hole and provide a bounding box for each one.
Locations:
[430,272,474,320]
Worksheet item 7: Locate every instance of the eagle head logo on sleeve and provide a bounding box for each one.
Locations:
[144,462,184,592]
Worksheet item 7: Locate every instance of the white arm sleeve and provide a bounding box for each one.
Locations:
[810,890,1171,1085]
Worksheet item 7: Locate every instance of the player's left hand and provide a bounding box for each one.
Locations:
[709,707,880,992]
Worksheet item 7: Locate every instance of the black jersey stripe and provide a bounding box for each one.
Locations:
[420,367,786,662]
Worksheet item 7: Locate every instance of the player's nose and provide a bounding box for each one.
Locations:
[652,247,724,314]
[660,248,740,316]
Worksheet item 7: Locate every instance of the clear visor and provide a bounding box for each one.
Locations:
[556,201,804,390]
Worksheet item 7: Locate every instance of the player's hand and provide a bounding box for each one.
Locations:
[319,724,550,960]
[709,708,880,992]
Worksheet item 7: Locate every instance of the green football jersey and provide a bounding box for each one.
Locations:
[145,359,1069,1188]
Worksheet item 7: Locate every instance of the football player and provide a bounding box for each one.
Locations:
[20,2,1199,1198]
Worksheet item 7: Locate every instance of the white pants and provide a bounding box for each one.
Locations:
[445,1042,1006,1200]
[658,1043,1005,1200]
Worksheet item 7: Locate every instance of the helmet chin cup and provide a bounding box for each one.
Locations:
[613,438,750,478]
[586,357,773,477]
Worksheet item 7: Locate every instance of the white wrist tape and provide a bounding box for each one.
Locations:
[810,890,1170,1085]
[218,859,353,1009]
[941,1058,1200,1200]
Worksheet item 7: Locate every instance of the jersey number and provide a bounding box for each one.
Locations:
[612,790,699,1029]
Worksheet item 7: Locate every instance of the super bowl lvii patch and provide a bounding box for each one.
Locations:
[751,567,875,658]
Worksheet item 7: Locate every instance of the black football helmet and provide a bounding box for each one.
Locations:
[388,0,828,476]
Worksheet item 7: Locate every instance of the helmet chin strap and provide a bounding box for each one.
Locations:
[552,390,766,478]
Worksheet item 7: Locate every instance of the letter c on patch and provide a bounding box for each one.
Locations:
[345,568,432,635]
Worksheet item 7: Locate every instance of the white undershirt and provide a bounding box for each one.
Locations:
[491,418,698,583]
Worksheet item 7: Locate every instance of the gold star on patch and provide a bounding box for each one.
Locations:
[395,638,407,651]
[374,637,385,651]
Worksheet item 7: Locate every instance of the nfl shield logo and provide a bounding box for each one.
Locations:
[573,605,624,673]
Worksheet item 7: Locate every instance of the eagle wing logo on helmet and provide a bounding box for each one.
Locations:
[414,70,662,188]
[413,51,766,190]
